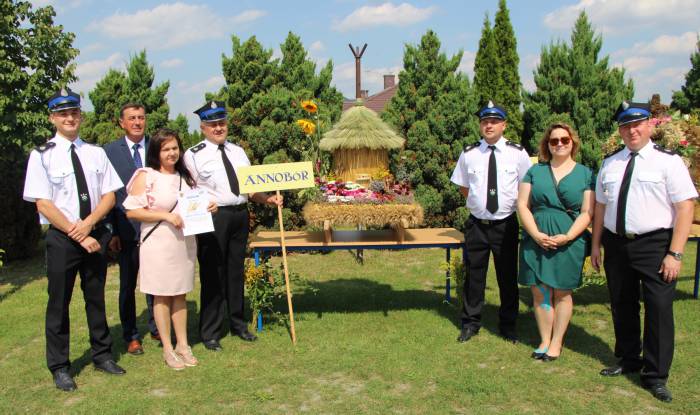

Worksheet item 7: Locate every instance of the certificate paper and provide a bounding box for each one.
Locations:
[178,189,214,236]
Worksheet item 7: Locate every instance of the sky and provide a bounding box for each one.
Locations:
[38,0,700,129]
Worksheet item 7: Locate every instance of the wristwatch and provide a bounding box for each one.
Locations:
[667,250,683,261]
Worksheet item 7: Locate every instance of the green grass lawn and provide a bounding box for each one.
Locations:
[1,244,698,414]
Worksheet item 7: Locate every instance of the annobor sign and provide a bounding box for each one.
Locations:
[236,161,315,193]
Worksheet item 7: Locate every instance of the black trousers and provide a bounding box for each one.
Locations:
[197,207,249,341]
[117,240,157,342]
[602,228,675,385]
[461,214,520,331]
[45,227,113,373]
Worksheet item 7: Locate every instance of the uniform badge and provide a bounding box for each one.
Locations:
[487,100,494,108]
[60,88,68,97]
[489,189,496,196]
[80,193,88,201]
[211,101,217,109]
[622,101,629,110]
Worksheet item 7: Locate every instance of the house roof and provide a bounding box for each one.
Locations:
[320,104,405,151]
[342,84,398,113]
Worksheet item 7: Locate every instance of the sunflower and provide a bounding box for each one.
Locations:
[301,100,318,113]
[296,119,316,135]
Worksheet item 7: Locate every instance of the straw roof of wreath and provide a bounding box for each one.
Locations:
[319,104,405,151]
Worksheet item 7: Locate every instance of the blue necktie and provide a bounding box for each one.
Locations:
[132,143,143,168]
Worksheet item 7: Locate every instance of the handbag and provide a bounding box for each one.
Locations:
[547,165,592,257]
[138,174,182,246]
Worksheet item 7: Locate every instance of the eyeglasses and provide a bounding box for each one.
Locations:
[548,136,571,146]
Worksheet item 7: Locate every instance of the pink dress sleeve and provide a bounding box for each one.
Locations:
[123,167,156,210]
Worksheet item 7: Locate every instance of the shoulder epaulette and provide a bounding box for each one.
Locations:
[653,144,678,156]
[463,144,478,153]
[189,142,206,153]
[604,145,624,159]
[35,141,55,153]
[505,141,525,151]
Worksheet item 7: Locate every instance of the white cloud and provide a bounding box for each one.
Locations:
[231,9,267,25]
[71,52,125,95]
[456,50,476,76]
[87,3,227,50]
[633,66,688,101]
[544,0,700,34]
[32,0,86,9]
[635,32,698,55]
[335,2,436,32]
[310,41,325,52]
[619,56,656,73]
[176,75,226,94]
[160,58,184,69]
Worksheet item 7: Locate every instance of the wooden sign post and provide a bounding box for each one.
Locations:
[237,161,315,344]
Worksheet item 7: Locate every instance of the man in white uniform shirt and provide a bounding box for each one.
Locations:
[184,101,282,351]
[591,101,696,403]
[450,101,532,343]
[23,88,127,392]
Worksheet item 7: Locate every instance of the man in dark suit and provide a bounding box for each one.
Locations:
[104,103,158,355]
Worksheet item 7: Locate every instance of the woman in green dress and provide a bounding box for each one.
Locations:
[517,123,595,361]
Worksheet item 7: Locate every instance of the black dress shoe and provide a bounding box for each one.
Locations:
[52,368,77,392]
[599,365,642,377]
[531,350,547,359]
[234,330,258,342]
[541,354,558,362]
[203,339,223,351]
[94,359,126,375]
[499,330,518,344]
[644,383,672,403]
[457,327,478,343]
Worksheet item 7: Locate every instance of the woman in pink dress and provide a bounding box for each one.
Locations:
[124,128,216,370]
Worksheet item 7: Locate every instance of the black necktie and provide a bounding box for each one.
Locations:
[486,145,499,214]
[219,144,240,196]
[616,151,638,236]
[132,143,143,168]
[70,144,91,220]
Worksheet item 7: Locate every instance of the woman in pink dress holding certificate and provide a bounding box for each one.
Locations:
[124,128,216,370]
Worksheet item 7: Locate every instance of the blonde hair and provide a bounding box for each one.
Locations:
[538,123,580,162]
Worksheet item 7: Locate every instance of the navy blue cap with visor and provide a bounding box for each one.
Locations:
[47,87,81,112]
[475,100,507,121]
[613,101,651,126]
[194,101,227,122]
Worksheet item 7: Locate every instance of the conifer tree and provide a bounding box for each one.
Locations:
[522,11,633,169]
[671,37,700,113]
[383,30,479,228]
[473,14,499,106]
[81,50,170,144]
[213,32,343,228]
[492,0,523,141]
[0,0,78,259]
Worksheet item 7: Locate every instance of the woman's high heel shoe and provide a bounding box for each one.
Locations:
[164,350,186,370]
[531,347,548,359]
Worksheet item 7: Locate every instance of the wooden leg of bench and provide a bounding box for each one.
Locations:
[323,220,332,244]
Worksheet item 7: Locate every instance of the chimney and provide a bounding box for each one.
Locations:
[383,74,395,90]
[360,90,369,99]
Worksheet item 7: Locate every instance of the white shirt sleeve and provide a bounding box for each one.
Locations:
[595,167,606,204]
[23,150,52,202]
[450,152,468,188]
[517,150,533,182]
[99,149,124,194]
[666,155,698,203]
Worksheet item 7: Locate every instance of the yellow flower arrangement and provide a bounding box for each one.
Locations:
[301,100,318,113]
[296,119,316,135]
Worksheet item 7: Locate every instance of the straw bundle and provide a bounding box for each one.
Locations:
[303,202,424,228]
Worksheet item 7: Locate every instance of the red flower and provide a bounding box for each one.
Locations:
[680,140,689,146]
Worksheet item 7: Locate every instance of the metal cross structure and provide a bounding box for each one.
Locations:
[348,43,367,99]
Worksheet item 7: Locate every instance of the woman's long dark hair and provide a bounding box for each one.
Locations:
[146,128,196,188]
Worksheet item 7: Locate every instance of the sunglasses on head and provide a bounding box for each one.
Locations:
[549,136,571,146]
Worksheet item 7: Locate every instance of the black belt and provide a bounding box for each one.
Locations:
[219,204,248,212]
[469,213,514,226]
[605,227,671,240]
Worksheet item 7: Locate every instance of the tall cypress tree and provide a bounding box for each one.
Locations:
[473,14,499,106]
[81,50,170,144]
[493,0,523,141]
[383,30,479,228]
[671,37,700,113]
[522,11,633,169]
